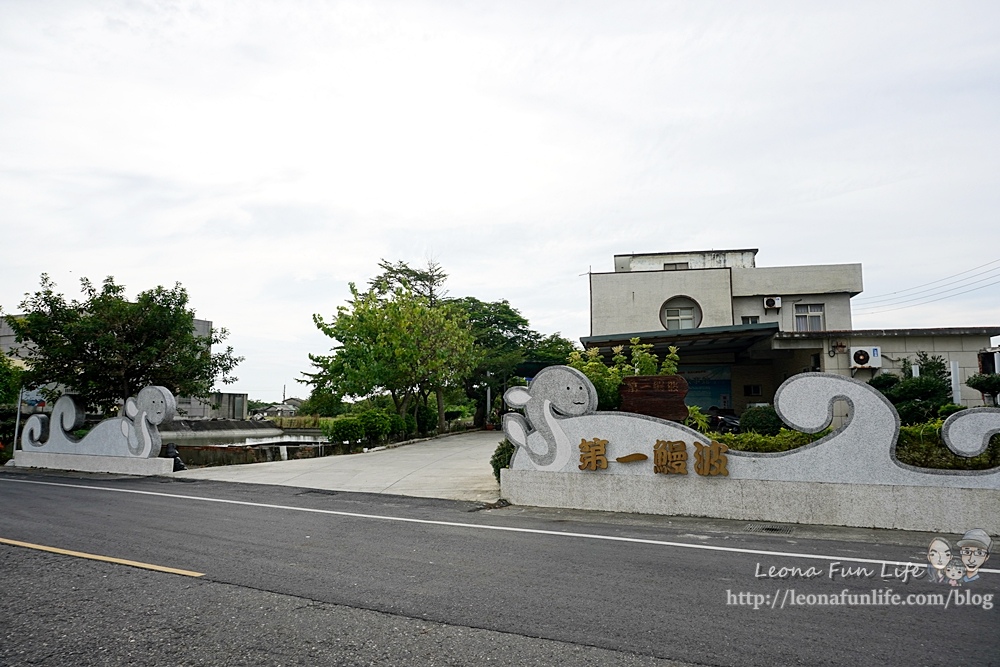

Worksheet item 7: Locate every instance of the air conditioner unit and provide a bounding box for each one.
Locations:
[763,296,782,309]
[850,346,882,369]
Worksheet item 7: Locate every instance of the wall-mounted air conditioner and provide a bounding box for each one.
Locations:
[763,296,782,309]
[850,346,882,369]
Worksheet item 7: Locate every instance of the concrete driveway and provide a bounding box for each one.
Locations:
[171,429,504,502]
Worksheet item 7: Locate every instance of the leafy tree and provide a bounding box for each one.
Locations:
[448,296,536,426]
[306,283,475,428]
[369,259,473,430]
[0,355,23,404]
[296,389,347,417]
[370,258,448,307]
[4,275,242,413]
[523,332,578,365]
[966,373,1000,406]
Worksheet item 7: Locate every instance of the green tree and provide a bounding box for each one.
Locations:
[296,389,347,417]
[0,355,23,405]
[524,332,578,365]
[369,259,470,431]
[4,275,242,413]
[370,258,448,307]
[448,297,536,427]
[306,283,475,428]
[966,373,1000,406]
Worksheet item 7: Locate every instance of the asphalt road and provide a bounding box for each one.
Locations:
[1,471,997,666]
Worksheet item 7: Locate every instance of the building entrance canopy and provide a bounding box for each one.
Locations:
[580,322,779,359]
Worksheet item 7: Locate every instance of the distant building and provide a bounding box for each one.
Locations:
[585,249,999,414]
[260,402,298,418]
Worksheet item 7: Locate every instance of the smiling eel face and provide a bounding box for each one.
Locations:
[136,386,176,425]
[530,366,598,417]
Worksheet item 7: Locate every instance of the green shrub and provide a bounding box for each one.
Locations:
[937,403,966,419]
[868,373,900,393]
[321,416,364,444]
[357,409,392,444]
[414,404,437,435]
[568,347,623,410]
[711,419,1000,470]
[895,399,941,425]
[886,376,950,404]
[491,439,516,482]
[966,373,1000,405]
[683,405,710,432]
[739,405,784,436]
[895,420,1000,470]
[404,414,417,437]
[711,428,827,453]
[0,405,18,463]
[388,413,407,439]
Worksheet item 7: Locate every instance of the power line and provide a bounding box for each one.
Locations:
[852,277,1000,316]
[853,264,1000,306]
[853,271,1000,313]
[853,257,1000,303]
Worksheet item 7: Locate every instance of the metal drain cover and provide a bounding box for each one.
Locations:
[744,523,794,535]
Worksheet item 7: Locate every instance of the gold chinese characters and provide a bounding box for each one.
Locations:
[578,438,729,477]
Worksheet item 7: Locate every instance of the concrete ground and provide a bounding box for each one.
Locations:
[171,429,504,502]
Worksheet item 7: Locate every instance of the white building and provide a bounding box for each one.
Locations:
[585,249,999,414]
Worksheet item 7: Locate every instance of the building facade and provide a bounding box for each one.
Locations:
[585,250,999,415]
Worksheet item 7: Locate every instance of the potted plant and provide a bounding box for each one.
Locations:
[616,339,689,421]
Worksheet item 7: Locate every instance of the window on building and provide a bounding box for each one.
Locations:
[743,384,762,397]
[664,307,695,329]
[795,304,824,331]
[663,262,690,271]
[660,296,702,330]
[741,316,759,325]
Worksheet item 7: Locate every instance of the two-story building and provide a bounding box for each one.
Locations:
[584,249,999,414]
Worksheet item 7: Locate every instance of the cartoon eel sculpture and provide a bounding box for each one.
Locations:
[502,366,598,471]
[21,386,176,458]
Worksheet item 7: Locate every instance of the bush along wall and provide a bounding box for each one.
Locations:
[0,405,16,464]
[705,420,999,471]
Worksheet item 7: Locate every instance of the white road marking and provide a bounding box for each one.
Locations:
[3,478,997,574]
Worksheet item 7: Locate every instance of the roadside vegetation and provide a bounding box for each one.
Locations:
[300,259,576,447]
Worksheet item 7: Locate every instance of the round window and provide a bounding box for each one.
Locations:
[660,296,702,330]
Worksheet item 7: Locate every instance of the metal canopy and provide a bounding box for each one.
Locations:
[580,322,780,358]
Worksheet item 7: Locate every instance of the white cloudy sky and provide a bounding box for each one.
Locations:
[2,1,998,402]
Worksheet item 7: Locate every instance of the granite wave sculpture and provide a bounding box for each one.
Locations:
[501,366,1000,489]
[21,386,176,458]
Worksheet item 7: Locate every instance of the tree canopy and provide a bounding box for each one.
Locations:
[306,258,579,430]
[0,354,22,405]
[4,275,242,413]
[306,282,476,420]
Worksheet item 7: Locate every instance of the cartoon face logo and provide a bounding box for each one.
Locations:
[927,537,952,574]
[944,558,965,585]
[957,529,992,580]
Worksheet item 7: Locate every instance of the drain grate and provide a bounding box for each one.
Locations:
[744,523,794,535]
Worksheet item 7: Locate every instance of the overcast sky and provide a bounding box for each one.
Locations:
[2,1,998,403]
